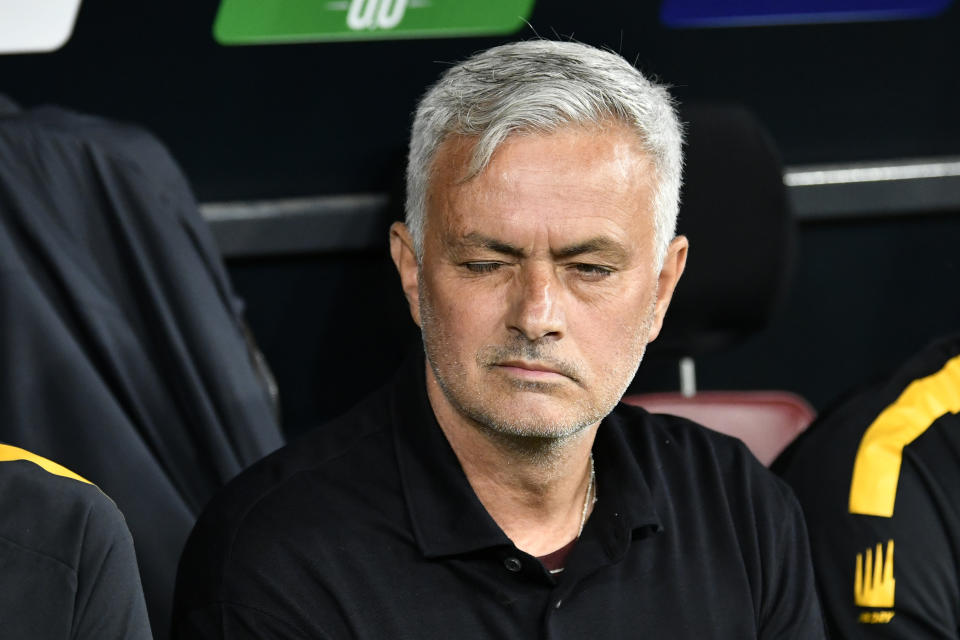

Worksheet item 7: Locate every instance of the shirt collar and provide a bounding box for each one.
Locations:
[589,406,663,560]
[391,356,511,557]
[390,355,662,559]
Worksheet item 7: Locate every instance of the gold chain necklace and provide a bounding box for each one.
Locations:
[577,453,596,538]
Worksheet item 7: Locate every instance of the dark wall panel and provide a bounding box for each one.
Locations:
[227,249,420,439]
[1,1,958,202]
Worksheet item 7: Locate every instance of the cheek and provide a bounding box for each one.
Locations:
[423,277,505,351]
[571,289,655,353]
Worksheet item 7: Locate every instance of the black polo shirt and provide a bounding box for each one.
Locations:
[174,359,825,639]
[0,444,151,639]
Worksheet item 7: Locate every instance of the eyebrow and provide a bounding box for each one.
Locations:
[457,232,629,261]
[459,232,525,259]
[552,237,628,261]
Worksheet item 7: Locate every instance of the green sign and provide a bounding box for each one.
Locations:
[214,0,536,44]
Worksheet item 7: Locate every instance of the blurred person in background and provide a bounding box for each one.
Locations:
[0,443,151,639]
[777,332,960,638]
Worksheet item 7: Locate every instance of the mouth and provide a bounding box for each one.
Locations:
[494,360,572,382]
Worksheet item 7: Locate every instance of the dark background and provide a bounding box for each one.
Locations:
[5,1,959,199]
[3,0,959,438]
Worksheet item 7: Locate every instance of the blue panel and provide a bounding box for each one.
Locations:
[661,0,954,27]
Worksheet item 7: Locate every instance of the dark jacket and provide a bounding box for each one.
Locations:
[0,101,284,638]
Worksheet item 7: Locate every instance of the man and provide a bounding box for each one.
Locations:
[776,332,960,638]
[0,443,151,638]
[174,40,825,638]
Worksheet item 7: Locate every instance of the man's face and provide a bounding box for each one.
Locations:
[392,125,687,440]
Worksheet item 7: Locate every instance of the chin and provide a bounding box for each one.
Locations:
[463,396,607,440]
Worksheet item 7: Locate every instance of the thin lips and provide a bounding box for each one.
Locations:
[497,360,565,375]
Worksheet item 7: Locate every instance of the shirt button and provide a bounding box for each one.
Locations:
[503,557,522,572]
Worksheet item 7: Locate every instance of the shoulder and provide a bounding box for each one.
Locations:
[174,385,404,635]
[195,385,394,531]
[609,402,799,527]
[0,444,129,565]
[12,105,168,164]
[608,405,824,631]
[612,401,778,483]
[778,332,960,496]
[176,385,398,588]
[605,404,817,612]
[3,104,192,206]
[0,444,150,639]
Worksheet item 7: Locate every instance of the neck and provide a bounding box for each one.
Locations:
[425,365,598,556]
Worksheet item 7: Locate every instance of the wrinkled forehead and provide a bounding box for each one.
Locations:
[422,126,659,256]
[427,123,655,197]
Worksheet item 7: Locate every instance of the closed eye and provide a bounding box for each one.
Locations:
[462,261,504,274]
[571,263,615,279]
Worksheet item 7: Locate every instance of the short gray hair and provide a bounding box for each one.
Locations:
[405,39,683,266]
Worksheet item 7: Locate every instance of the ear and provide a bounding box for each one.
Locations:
[389,222,423,327]
[646,235,689,343]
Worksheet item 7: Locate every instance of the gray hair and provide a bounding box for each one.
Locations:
[405,39,683,266]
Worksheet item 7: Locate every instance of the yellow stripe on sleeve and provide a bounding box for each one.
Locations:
[0,443,91,485]
[849,354,960,517]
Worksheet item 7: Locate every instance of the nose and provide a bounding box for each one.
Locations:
[505,263,565,342]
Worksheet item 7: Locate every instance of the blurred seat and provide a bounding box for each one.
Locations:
[625,391,814,466]
[622,105,815,465]
[0,99,284,639]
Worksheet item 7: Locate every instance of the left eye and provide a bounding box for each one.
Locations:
[572,264,614,278]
